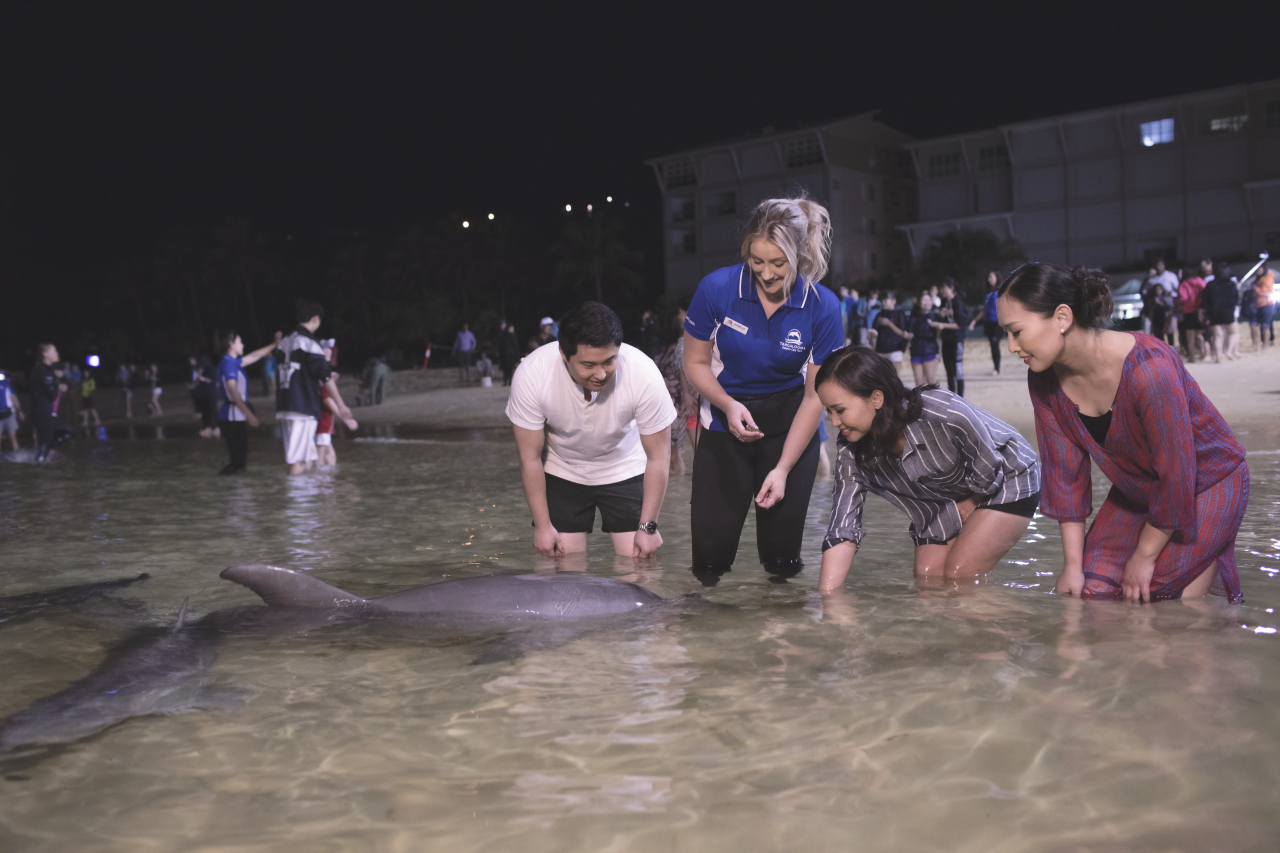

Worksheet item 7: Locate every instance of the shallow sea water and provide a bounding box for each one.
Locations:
[1,433,1278,852]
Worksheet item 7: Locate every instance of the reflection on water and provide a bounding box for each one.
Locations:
[0,436,1278,852]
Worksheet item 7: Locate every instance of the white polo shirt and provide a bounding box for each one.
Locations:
[506,342,677,486]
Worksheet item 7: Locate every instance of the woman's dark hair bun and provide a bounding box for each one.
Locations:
[997,263,1113,330]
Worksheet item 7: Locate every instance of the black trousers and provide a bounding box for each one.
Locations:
[220,419,248,470]
[689,426,821,585]
[984,321,1002,373]
[942,339,965,396]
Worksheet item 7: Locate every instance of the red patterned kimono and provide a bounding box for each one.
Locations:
[1029,333,1247,602]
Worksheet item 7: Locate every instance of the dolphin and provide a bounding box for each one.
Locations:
[218,564,664,620]
[0,573,150,624]
[0,568,675,753]
[0,600,224,753]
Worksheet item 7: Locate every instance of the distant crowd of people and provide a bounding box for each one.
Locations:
[1137,257,1274,363]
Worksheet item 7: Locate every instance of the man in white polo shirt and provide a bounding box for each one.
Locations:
[507,301,676,558]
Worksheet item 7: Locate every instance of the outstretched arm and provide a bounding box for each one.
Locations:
[513,425,564,556]
[240,341,278,367]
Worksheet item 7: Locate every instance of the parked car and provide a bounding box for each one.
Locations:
[1109,274,1144,329]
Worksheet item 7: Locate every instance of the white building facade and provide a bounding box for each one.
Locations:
[898,80,1280,268]
[645,112,916,297]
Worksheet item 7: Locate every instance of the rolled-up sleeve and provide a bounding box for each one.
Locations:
[809,292,845,366]
[1029,378,1092,523]
[824,443,868,550]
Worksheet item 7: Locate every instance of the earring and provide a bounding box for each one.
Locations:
[1060,328,1066,335]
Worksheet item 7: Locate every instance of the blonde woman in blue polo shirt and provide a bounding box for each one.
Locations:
[683,197,843,586]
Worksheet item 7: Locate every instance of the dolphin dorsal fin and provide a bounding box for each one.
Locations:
[219,564,368,609]
[173,598,190,632]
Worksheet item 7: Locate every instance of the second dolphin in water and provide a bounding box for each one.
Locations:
[218,564,665,620]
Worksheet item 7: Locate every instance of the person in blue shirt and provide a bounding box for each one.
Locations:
[981,271,1004,375]
[215,329,277,475]
[682,196,843,585]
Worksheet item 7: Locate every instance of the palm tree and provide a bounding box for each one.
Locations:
[553,214,643,304]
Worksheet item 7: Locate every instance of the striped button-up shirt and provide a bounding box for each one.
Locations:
[824,390,1040,549]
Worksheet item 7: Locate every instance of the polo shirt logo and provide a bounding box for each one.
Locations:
[781,329,805,352]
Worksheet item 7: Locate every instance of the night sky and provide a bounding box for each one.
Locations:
[3,1,1279,355]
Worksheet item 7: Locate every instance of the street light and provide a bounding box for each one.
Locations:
[565,204,572,212]
[488,213,495,220]
[462,221,470,228]
[607,196,613,202]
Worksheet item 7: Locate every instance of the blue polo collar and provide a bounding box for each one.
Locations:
[736,264,819,309]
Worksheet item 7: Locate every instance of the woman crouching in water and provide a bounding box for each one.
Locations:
[998,263,1248,603]
[815,347,1041,591]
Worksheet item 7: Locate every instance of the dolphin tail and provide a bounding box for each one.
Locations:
[173,598,190,631]
[220,564,368,609]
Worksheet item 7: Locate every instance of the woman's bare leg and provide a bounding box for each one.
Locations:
[925,357,941,384]
[913,542,953,576]
[1179,560,1218,600]
[942,509,1033,578]
[911,361,926,386]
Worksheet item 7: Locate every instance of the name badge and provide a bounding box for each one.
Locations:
[723,317,748,335]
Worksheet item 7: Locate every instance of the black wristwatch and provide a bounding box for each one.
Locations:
[638,520,659,535]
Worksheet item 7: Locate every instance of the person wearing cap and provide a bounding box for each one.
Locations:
[528,316,557,354]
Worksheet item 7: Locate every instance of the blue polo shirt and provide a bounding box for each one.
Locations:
[684,263,843,431]
[216,355,248,422]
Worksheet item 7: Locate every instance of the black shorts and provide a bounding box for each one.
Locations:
[912,492,1040,546]
[544,473,644,534]
[1181,312,1202,331]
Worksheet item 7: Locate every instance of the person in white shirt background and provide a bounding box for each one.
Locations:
[507,301,676,559]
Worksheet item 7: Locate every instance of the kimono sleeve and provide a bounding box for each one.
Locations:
[1029,377,1092,523]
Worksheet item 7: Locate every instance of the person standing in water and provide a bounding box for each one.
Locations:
[29,343,67,461]
[998,263,1249,603]
[276,299,353,475]
[682,196,843,585]
[0,368,24,451]
[507,301,676,558]
[214,330,277,475]
[815,346,1040,591]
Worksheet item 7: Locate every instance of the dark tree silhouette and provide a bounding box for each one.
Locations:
[553,214,643,304]
[918,227,1025,302]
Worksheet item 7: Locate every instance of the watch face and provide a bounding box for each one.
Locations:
[640,521,658,535]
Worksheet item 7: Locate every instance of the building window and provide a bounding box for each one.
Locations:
[870,252,878,272]
[785,134,823,167]
[665,159,696,188]
[672,229,696,254]
[868,218,877,236]
[978,144,1009,170]
[1267,100,1280,129]
[712,191,736,216]
[670,197,695,222]
[927,152,961,179]
[1140,118,1175,147]
[1209,115,1248,133]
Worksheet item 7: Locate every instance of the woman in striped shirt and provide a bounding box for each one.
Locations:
[998,263,1248,604]
[815,346,1041,592]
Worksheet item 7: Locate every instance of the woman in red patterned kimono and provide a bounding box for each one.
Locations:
[997,263,1248,604]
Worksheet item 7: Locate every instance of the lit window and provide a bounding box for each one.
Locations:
[670,198,695,222]
[1140,118,1175,146]
[665,159,696,188]
[1209,115,1248,133]
[1265,100,1280,129]
[785,135,823,167]
[928,152,961,179]
[978,144,1009,170]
